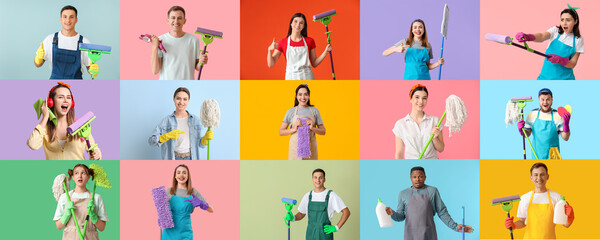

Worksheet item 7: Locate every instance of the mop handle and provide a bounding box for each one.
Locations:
[82,182,97,238]
[507,212,514,240]
[207,126,211,160]
[511,42,549,58]
[63,181,85,240]
[438,37,444,80]
[418,111,446,159]
[325,25,336,80]
[520,110,527,159]
[288,220,291,240]
[462,206,465,240]
[197,45,208,80]
[523,128,539,159]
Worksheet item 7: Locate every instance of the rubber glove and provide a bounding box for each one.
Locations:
[60,201,76,225]
[547,54,569,66]
[88,63,99,78]
[184,194,209,210]
[565,202,574,223]
[505,216,516,229]
[323,225,338,234]
[35,42,45,65]
[87,199,99,224]
[516,32,536,42]
[159,129,185,143]
[284,212,294,222]
[561,111,571,133]
[517,120,526,136]
[201,130,214,146]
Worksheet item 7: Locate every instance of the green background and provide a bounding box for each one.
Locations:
[240,160,360,240]
[0,161,120,239]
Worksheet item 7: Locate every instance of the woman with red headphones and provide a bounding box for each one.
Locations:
[27,82,101,160]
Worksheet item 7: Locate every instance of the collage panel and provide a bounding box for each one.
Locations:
[240,160,359,239]
[120,80,240,160]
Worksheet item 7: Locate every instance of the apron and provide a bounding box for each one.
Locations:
[288,107,318,160]
[523,191,556,239]
[537,34,576,80]
[306,190,333,240]
[285,37,315,80]
[404,188,437,240]
[162,195,194,240]
[532,110,559,159]
[51,32,84,79]
[62,192,99,240]
[404,47,431,80]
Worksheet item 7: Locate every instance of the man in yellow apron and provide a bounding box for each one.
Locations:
[505,163,574,239]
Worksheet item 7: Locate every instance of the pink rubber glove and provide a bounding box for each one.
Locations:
[547,54,569,66]
[505,217,516,229]
[561,112,571,133]
[516,32,536,42]
[517,120,526,136]
[565,202,574,223]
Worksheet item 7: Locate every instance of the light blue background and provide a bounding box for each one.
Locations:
[0,0,120,79]
[360,160,480,240]
[481,80,596,159]
[120,80,240,160]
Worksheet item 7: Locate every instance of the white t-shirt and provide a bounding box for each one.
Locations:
[175,116,191,153]
[158,32,200,80]
[297,189,347,221]
[546,27,584,53]
[392,114,439,159]
[524,109,564,132]
[53,190,109,222]
[516,190,562,224]
[41,32,91,73]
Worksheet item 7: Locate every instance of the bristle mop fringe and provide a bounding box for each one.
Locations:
[505,101,520,127]
[201,99,221,128]
[152,186,174,229]
[444,95,468,136]
[297,118,311,158]
[52,174,69,201]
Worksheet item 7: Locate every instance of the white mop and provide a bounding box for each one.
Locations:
[418,94,467,159]
[200,99,221,160]
[52,174,70,201]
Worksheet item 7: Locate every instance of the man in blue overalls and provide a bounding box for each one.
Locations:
[518,88,571,159]
[34,5,97,79]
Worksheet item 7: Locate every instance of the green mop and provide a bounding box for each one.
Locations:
[53,174,84,240]
[81,164,112,237]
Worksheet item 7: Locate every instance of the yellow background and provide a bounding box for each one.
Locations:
[480,160,600,239]
[241,80,360,160]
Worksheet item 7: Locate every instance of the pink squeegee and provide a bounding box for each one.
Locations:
[67,111,97,156]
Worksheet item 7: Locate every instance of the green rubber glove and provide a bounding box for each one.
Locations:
[35,42,44,65]
[201,130,213,145]
[87,199,99,224]
[323,225,338,234]
[159,129,185,143]
[60,201,75,225]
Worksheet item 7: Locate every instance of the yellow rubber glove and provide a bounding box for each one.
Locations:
[159,129,185,143]
[35,42,45,65]
[201,130,213,145]
[88,63,99,78]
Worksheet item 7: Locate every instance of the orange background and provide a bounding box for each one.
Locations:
[240,0,360,80]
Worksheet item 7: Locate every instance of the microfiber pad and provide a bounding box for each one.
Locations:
[297,118,311,159]
[152,186,174,229]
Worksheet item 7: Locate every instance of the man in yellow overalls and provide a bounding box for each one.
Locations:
[504,162,574,239]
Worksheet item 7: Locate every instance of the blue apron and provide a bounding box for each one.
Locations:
[532,109,559,159]
[162,195,194,240]
[50,32,84,79]
[537,34,576,80]
[404,47,431,80]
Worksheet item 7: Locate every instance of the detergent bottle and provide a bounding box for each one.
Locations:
[553,196,568,225]
[376,198,394,228]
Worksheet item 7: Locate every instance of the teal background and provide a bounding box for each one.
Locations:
[0,0,120,79]
[0,161,120,238]
[360,159,480,239]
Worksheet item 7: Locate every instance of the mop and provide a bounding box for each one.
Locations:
[195,27,223,80]
[67,111,98,158]
[492,195,521,240]
[152,186,175,229]
[438,4,449,80]
[52,174,84,240]
[485,33,548,58]
[139,34,166,53]
[296,118,311,159]
[281,198,297,240]
[506,97,538,159]
[313,9,337,80]
[418,95,467,159]
[200,99,221,160]
[79,43,112,80]
[462,206,465,240]
[81,164,112,236]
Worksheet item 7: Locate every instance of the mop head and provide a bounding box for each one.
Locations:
[444,95,468,136]
[297,118,311,158]
[52,174,70,201]
[152,186,175,229]
[505,101,520,127]
[90,164,111,189]
[200,99,221,128]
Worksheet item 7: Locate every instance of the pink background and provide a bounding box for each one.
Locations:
[481,0,599,80]
[360,81,480,159]
[120,0,240,80]
[120,161,240,239]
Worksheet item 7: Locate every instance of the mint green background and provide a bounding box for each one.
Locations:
[0,161,120,239]
[240,160,360,240]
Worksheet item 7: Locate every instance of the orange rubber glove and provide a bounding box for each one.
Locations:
[565,202,574,223]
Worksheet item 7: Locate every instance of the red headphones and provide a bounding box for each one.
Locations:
[47,82,75,109]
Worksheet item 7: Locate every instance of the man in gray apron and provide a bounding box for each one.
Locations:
[284,169,351,240]
[385,166,474,240]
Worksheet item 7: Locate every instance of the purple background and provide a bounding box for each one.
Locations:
[360,0,480,80]
[0,80,120,160]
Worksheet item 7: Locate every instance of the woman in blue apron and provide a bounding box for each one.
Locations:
[383,19,444,80]
[515,5,584,80]
[267,13,332,80]
[162,165,213,240]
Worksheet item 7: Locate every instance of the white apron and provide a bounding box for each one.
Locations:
[285,37,315,80]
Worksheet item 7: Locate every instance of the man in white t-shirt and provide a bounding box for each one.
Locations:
[284,169,350,240]
[150,6,208,80]
[505,162,574,239]
[34,5,96,79]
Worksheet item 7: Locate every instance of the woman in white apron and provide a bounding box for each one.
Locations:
[279,84,326,160]
[267,13,332,80]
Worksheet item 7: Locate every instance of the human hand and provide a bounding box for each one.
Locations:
[431,126,442,138]
[201,130,213,145]
[565,202,574,223]
[323,43,332,54]
[88,63,99,78]
[396,43,409,53]
[41,99,49,120]
[323,225,338,234]
[458,224,474,233]
[505,217,516,229]
[438,58,445,65]
[305,118,314,129]
[385,207,394,216]
[547,54,569,66]
[516,32,535,42]
[284,212,294,222]
[268,38,279,52]
[293,119,302,129]
[90,148,101,160]
[159,129,185,143]
[35,42,45,65]
[560,111,571,133]
[517,120,525,136]
[151,35,160,49]
[199,53,208,66]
